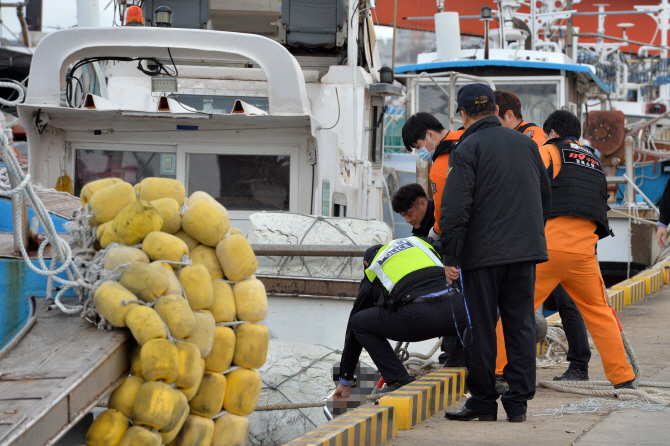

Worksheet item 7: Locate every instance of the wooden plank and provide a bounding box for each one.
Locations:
[34,190,80,220]
[0,379,63,400]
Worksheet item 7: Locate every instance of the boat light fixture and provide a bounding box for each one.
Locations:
[125,5,144,26]
[154,6,173,27]
[481,6,493,20]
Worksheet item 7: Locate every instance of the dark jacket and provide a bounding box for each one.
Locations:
[439,116,551,270]
[411,199,435,237]
[659,177,670,226]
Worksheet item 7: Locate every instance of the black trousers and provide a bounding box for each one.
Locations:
[462,262,536,417]
[545,285,591,370]
[350,293,467,384]
[438,336,465,367]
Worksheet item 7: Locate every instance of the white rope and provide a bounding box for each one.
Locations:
[0,80,25,107]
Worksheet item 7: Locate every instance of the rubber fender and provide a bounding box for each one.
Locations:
[117,426,161,446]
[232,323,269,370]
[119,263,169,303]
[103,246,150,271]
[149,261,183,296]
[160,403,189,444]
[186,191,228,216]
[174,341,203,389]
[178,359,205,401]
[184,311,216,357]
[112,200,163,245]
[189,245,224,280]
[132,381,177,431]
[150,197,182,234]
[140,339,179,383]
[209,280,236,323]
[223,368,262,416]
[211,412,250,446]
[179,265,214,310]
[182,201,229,247]
[154,295,196,340]
[189,371,227,418]
[535,311,548,343]
[174,414,214,446]
[93,281,139,328]
[204,326,235,373]
[139,177,186,206]
[80,178,123,207]
[89,182,136,225]
[163,390,189,432]
[232,279,268,322]
[216,234,257,282]
[85,408,128,446]
[96,221,118,249]
[108,375,146,418]
[142,232,189,265]
[125,305,168,346]
[173,230,199,252]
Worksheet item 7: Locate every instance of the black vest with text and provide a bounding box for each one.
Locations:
[544,139,613,239]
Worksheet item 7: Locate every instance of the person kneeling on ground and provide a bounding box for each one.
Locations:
[333,236,468,398]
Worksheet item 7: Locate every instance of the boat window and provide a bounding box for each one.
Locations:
[74,150,176,196]
[175,95,269,114]
[187,154,290,211]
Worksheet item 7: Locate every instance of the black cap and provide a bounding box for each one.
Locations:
[364,244,383,266]
[456,83,495,112]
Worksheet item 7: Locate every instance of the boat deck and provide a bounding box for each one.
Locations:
[0,298,131,446]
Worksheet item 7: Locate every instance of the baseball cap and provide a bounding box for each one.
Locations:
[364,244,383,266]
[456,83,495,112]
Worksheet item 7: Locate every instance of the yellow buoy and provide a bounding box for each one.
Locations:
[174,414,214,446]
[154,295,196,340]
[149,261,182,296]
[232,323,269,370]
[108,375,145,418]
[223,368,262,416]
[184,311,215,358]
[125,305,168,346]
[189,245,224,280]
[89,182,136,225]
[209,280,236,323]
[189,371,227,418]
[159,403,189,444]
[211,412,250,446]
[182,201,229,247]
[85,408,128,446]
[174,341,203,389]
[204,326,235,373]
[119,263,169,303]
[103,246,150,271]
[117,426,161,446]
[178,359,205,402]
[96,221,119,249]
[142,232,189,265]
[178,265,214,310]
[227,227,244,237]
[138,177,186,206]
[93,281,139,328]
[80,178,123,207]
[232,278,268,322]
[132,381,177,431]
[162,390,189,432]
[173,230,199,252]
[150,197,182,234]
[216,234,257,282]
[140,339,179,383]
[112,200,163,245]
[186,191,228,216]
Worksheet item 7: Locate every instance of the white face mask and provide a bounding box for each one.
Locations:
[417,147,433,161]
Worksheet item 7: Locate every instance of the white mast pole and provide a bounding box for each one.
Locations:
[77,0,101,28]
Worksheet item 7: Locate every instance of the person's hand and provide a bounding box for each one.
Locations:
[444,266,460,283]
[658,226,668,249]
[333,383,351,400]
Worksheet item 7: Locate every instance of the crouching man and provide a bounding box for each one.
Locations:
[334,236,468,398]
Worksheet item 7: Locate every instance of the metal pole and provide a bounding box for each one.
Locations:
[392,0,398,72]
[76,0,101,27]
[484,20,489,59]
[566,0,573,59]
[625,136,636,206]
[15,4,30,47]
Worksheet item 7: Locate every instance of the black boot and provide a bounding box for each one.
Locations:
[378,375,415,394]
[495,374,508,395]
[445,406,497,421]
[614,379,636,389]
[553,368,589,382]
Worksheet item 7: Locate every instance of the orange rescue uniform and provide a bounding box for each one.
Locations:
[515,120,546,147]
[495,140,635,385]
[429,129,464,234]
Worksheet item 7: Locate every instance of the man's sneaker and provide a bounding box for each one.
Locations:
[553,368,589,382]
[495,374,508,395]
[377,376,416,394]
[613,379,637,390]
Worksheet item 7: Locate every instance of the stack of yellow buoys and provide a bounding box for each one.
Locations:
[81,178,269,446]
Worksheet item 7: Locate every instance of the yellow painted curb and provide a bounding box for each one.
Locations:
[283,405,397,446]
[607,288,626,313]
[379,368,466,430]
[611,278,646,305]
[633,269,664,295]
[652,261,670,284]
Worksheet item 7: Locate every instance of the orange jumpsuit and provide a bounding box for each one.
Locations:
[495,140,635,385]
[515,121,546,148]
[429,129,464,234]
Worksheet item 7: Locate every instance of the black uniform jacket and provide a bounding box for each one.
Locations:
[659,177,670,226]
[439,116,551,270]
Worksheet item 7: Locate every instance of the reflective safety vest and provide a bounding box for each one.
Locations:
[365,237,444,306]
